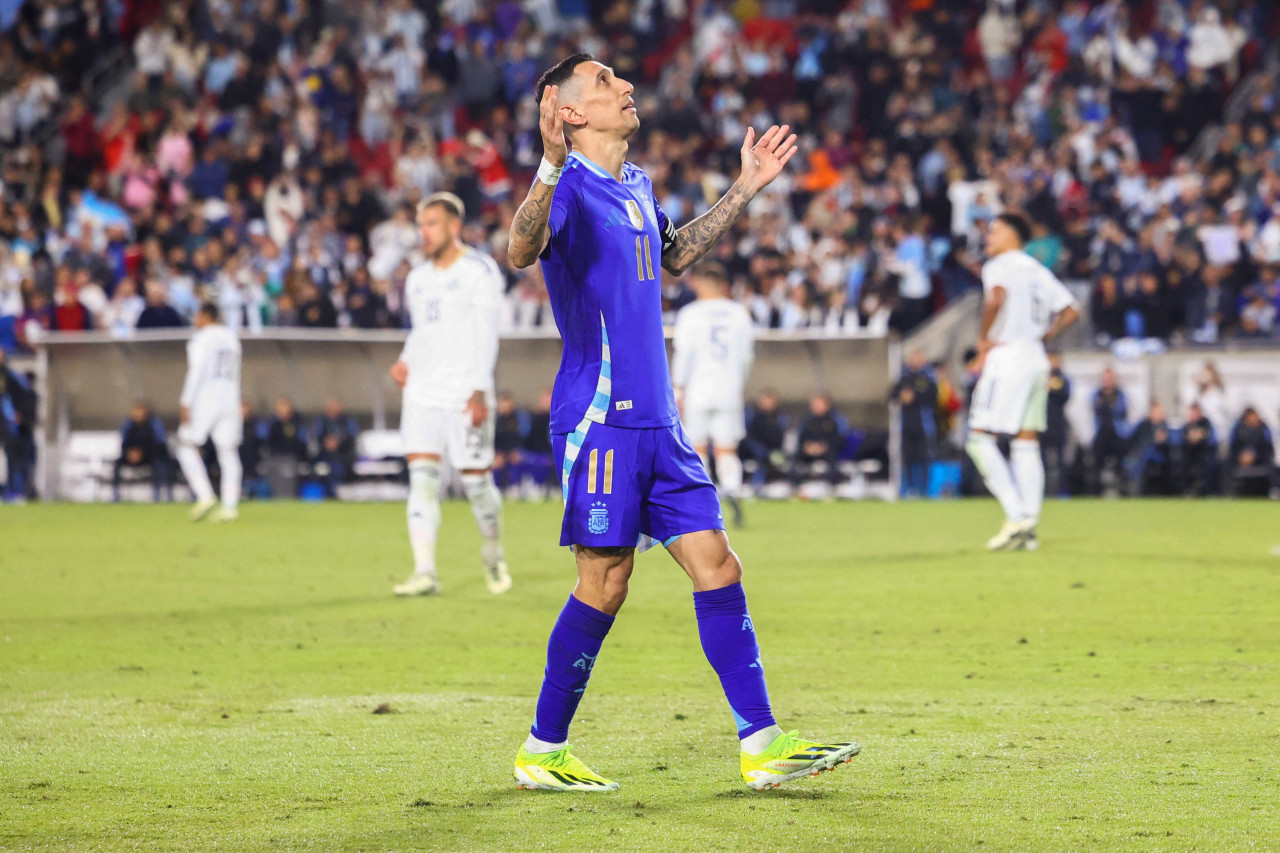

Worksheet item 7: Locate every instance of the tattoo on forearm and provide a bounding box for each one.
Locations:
[664,183,752,274]
[508,182,556,263]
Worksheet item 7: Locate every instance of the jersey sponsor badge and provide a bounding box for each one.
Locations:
[624,199,644,229]
[588,501,610,535]
[614,400,633,411]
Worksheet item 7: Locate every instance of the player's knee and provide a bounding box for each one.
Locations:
[708,547,743,588]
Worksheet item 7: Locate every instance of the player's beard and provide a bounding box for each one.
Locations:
[426,240,450,262]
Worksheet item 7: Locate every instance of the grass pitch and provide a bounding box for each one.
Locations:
[2,499,1278,851]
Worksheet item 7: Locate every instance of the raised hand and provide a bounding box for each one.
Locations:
[739,124,798,194]
[540,85,569,167]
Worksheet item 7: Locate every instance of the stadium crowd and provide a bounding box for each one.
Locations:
[2,0,1280,355]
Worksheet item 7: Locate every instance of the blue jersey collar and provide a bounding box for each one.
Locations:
[569,151,625,183]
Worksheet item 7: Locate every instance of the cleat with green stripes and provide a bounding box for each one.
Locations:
[740,730,861,790]
[513,745,620,792]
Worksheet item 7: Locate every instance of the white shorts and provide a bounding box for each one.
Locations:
[179,407,242,449]
[400,399,495,470]
[682,405,746,450]
[969,354,1049,435]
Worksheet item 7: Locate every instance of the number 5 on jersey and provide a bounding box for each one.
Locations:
[585,448,614,494]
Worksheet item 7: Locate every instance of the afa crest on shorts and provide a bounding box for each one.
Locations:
[588,501,610,535]
[624,199,644,229]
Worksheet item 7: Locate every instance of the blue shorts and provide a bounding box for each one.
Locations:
[553,422,724,549]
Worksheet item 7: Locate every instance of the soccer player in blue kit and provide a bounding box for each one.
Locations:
[506,54,861,792]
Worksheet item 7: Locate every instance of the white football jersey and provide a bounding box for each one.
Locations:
[981,249,1077,353]
[180,324,242,415]
[672,297,755,410]
[400,248,503,410]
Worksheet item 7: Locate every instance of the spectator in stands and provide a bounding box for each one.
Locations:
[297,281,338,328]
[1091,368,1130,495]
[890,218,932,334]
[791,393,847,489]
[742,389,788,489]
[0,348,36,501]
[102,277,145,336]
[1127,402,1177,496]
[1228,407,1275,497]
[51,274,92,331]
[1237,293,1278,338]
[893,350,937,497]
[16,292,53,353]
[1043,352,1072,498]
[1181,402,1220,497]
[135,280,185,329]
[3,0,1278,347]
[1091,275,1126,344]
[310,398,360,499]
[112,402,172,503]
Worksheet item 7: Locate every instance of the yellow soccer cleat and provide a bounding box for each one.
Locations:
[741,730,861,790]
[513,745,620,792]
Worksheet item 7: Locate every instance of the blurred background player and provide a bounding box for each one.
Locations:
[390,192,511,597]
[672,261,754,527]
[967,213,1080,551]
[176,303,242,522]
[506,54,857,794]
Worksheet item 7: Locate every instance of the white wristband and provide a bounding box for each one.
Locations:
[537,156,563,186]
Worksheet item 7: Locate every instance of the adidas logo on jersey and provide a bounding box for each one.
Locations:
[614,400,633,411]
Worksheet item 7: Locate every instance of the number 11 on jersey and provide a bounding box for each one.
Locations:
[635,236,654,281]
[586,448,614,494]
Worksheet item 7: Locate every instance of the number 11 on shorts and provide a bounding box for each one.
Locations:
[586,449,614,494]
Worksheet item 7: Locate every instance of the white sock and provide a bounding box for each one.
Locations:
[407,459,441,577]
[176,444,215,502]
[741,724,784,754]
[716,452,743,496]
[524,734,568,753]
[217,447,241,512]
[462,471,504,565]
[966,433,1025,522]
[1011,439,1044,523]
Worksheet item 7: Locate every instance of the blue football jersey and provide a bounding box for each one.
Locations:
[539,152,680,433]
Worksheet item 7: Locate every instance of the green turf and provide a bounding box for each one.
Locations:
[2,499,1278,851]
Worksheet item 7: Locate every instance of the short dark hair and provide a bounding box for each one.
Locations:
[198,302,219,322]
[690,261,729,288]
[996,212,1032,246]
[535,53,594,105]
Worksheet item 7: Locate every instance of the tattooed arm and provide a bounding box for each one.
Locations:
[509,85,568,269]
[662,180,754,275]
[661,124,799,276]
[508,180,558,269]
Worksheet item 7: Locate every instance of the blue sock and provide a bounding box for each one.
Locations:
[693,582,776,738]
[529,595,615,744]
